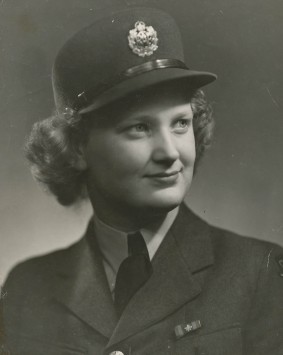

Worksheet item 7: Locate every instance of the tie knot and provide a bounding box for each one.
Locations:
[127,231,148,257]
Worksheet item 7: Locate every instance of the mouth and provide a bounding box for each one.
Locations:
[145,169,182,184]
[148,170,181,178]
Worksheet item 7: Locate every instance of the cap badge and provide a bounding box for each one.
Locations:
[128,21,158,57]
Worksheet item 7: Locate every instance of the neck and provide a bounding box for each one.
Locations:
[94,204,179,239]
[91,199,179,233]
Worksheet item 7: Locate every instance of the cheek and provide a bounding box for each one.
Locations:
[112,142,151,177]
[178,132,196,166]
[85,137,149,178]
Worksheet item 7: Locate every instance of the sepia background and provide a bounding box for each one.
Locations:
[0,0,282,284]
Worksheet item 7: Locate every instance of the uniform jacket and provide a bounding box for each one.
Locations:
[1,204,283,355]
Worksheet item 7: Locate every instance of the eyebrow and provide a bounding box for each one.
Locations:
[125,110,193,122]
[173,112,193,119]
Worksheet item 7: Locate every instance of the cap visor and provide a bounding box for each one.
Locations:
[79,67,217,114]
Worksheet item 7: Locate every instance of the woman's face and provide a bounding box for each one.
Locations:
[81,86,196,223]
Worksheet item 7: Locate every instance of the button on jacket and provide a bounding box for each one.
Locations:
[1,204,283,354]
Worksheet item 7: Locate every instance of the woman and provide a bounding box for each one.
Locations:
[2,7,283,355]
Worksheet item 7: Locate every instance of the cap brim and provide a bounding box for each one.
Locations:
[79,67,217,114]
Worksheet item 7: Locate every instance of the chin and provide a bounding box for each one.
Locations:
[139,192,186,212]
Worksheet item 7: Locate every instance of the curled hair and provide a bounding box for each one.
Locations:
[191,89,214,166]
[25,89,214,206]
[25,111,88,206]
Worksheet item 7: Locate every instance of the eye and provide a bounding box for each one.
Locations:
[125,123,150,137]
[173,118,191,133]
[133,123,148,132]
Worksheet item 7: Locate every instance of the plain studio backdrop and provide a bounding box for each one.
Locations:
[0,0,282,285]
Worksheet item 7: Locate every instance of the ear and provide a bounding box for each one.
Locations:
[73,144,88,171]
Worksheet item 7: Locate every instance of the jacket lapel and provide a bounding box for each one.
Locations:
[108,203,214,346]
[53,221,118,338]
[51,204,214,344]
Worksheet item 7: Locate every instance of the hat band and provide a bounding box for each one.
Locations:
[124,59,188,77]
[73,59,189,112]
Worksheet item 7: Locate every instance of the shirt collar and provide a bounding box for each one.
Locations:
[93,207,179,292]
[94,215,128,274]
[141,207,179,260]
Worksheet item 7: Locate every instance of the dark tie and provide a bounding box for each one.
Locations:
[114,231,153,316]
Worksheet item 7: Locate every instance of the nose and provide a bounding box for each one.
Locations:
[151,129,179,163]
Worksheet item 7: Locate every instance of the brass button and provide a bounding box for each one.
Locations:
[109,352,124,355]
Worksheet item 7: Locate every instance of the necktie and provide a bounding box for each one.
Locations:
[114,231,153,316]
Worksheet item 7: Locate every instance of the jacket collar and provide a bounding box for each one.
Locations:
[170,203,214,273]
[53,203,214,343]
[53,221,118,338]
[107,203,214,346]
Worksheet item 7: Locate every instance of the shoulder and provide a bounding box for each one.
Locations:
[2,237,85,298]
[183,207,283,309]
[209,222,283,267]
[180,203,283,263]
[180,204,283,279]
[202,217,283,289]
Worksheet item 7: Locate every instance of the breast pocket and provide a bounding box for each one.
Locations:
[173,327,242,355]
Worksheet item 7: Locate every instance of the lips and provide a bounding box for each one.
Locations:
[147,170,180,178]
[145,169,182,184]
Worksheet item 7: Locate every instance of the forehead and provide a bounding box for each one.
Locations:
[87,82,194,124]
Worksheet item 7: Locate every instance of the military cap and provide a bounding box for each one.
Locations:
[52,7,217,115]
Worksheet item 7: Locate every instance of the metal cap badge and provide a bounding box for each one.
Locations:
[128,21,159,57]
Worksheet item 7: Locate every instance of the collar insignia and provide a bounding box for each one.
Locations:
[128,21,158,57]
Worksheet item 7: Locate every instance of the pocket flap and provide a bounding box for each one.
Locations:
[175,327,242,355]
